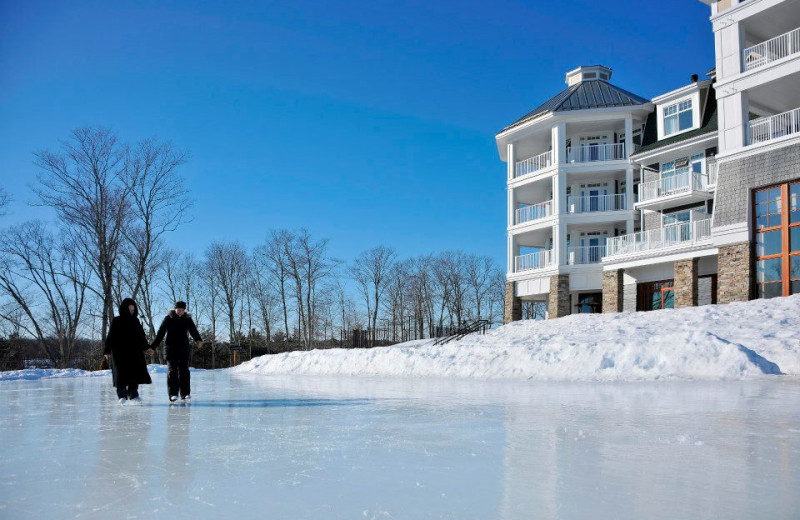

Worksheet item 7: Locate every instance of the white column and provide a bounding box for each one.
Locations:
[507,142,515,182]
[557,223,568,267]
[507,234,515,274]
[508,188,516,227]
[624,115,633,158]
[552,174,561,216]
[551,122,566,165]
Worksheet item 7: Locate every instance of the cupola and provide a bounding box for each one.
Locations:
[565,65,612,86]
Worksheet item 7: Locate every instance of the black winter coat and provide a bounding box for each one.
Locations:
[104,300,152,387]
[152,311,202,360]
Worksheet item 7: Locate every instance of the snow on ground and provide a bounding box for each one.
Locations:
[233,295,800,381]
[4,296,800,383]
[0,364,167,381]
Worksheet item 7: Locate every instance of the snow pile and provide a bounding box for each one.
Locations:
[233,295,800,381]
[0,364,168,382]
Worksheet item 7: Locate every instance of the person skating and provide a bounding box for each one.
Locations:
[104,298,154,404]
[151,301,202,403]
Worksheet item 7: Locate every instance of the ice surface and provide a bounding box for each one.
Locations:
[1,371,799,519]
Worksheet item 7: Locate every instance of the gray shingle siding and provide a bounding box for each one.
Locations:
[715,143,800,227]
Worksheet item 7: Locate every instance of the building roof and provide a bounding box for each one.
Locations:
[632,87,718,156]
[498,80,650,135]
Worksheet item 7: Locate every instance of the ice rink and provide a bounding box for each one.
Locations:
[1,370,799,519]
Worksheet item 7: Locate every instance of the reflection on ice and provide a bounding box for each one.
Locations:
[0,371,798,519]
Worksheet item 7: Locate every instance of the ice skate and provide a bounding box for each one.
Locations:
[118,398,127,404]
[130,396,142,404]
[181,395,191,404]
[169,395,178,404]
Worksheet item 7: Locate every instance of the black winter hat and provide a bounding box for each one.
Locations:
[175,301,187,310]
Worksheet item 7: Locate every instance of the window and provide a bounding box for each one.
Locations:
[664,99,693,135]
[637,280,675,311]
[575,293,602,314]
[754,182,800,298]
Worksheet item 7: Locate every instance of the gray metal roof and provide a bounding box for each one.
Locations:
[498,80,649,134]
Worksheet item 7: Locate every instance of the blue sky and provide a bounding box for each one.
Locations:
[0,0,714,268]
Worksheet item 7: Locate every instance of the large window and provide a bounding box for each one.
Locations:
[754,182,800,298]
[637,280,675,311]
[664,99,693,135]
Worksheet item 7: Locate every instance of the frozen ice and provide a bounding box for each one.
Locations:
[1,372,799,519]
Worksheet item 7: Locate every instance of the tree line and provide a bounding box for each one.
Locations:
[0,127,504,369]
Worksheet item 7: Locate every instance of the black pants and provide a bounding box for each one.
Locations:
[167,351,191,397]
[117,384,139,399]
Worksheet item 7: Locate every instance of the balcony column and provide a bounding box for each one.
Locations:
[508,188,515,227]
[551,122,566,165]
[547,274,570,319]
[674,258,699,308]
[507,142,515,182]
[602,269,624,313]
[624,115,633,158]
[507,234,517,274]
[504,282,521,324]
[718,91,749,153]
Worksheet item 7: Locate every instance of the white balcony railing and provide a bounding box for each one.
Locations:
[749,107,800,145]
[638,172,708,203]
[568,245,606,265]
[515,200,553,225]
[567,193,626,213]
[605,219,712,258]
[742,27,800,72]
[567,143,625,163]
[515,150,553,178]
[515,250,553,272]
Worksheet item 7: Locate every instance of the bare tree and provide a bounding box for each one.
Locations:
[249,253,277,352]
[121,138,190,299]
[464,254,495,322]
[0,222,90,367]
[33,127,130,343]
[257,230,293,343]
[283,229,335,350]
[350,246,396,346]
[0,186,10,217]
[205,241,248,346]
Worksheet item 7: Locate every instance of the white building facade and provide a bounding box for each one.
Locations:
[501,0,800,321]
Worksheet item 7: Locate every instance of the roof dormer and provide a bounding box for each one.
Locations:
[652,75,713,140]
[565,65,612,86]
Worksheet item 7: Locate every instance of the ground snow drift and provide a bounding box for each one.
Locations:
[232,295,800,381]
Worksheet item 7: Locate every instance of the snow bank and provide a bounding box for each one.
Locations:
[233,295,800,381]
[0,364,168,382]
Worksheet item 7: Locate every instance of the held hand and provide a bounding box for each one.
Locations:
[104,354,110,361]
[195,341,204,349]
[146,349,155,355]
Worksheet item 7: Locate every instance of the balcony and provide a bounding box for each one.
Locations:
[567,143,625,163]
[568,245,606,265]
[567,193,627,213]
[515,200,553,225]
[636,171,712,210]
[605,219,712,259]
[748,107,800,145]
[514,250,554,272]
[515,150,553,178]
[742,27,800,72]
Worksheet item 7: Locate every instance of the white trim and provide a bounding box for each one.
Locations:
[714,132,800,161]
[603,247,718,271]
[630,132,717,163]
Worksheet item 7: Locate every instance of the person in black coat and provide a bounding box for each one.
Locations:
[104,298,154,403]
[151,301,202,402]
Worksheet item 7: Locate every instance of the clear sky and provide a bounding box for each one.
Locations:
[0,0,715,268]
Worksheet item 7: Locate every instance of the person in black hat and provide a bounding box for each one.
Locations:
[151,301,203,403]
[104,298,154,404]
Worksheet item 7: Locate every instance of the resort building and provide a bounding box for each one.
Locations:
[500,0,800,321]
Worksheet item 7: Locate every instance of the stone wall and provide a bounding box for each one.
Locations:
[674,258,699,308]
[547,275,570,319]
[602,270,624,313]
[504,281,521,324]
[718,242,752,303]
